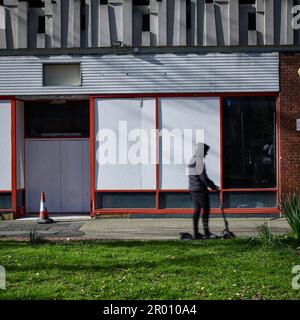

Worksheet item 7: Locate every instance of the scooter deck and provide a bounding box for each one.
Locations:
[179,232,220,240]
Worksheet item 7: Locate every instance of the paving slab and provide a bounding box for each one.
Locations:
[79,217,291,240]
[0,220,86,239]
[0,217,291,241]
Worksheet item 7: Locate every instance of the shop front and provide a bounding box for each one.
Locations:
[91,94,278,216]
[0,52,280,217]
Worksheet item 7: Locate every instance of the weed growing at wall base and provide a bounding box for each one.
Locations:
[281,193,300,240]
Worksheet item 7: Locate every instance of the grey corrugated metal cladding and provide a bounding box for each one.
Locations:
[0,0,298,49]
[0,53,279,95]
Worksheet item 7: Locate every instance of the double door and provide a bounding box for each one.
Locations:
[25,139,90,213]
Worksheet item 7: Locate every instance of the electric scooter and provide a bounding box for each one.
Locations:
[179,207,235,240]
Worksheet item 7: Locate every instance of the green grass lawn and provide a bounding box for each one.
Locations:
[0,239,300,300]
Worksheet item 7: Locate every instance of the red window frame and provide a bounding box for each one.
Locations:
[0,93,280,217]
[90,92,280,216]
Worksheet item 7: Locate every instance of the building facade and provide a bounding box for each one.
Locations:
[0,0,299,218]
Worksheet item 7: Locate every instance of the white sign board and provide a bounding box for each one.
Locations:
[296,119,300,131]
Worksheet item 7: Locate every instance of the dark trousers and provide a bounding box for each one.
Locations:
[191,191,210,235]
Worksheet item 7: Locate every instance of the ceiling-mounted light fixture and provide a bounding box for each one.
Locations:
[49,99,67,105]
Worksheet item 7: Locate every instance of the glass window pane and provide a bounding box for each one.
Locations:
[222,97,276,188]
[43,64,81,86]
[223,192,277,208]
[95,192,156,209]
[25,101,89,138]
[159,192,220,209]
[0,193,12,209]
[159,97,220,189]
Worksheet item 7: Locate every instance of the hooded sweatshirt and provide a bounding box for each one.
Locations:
[188,156,218,192]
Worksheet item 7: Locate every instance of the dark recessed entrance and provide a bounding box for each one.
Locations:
[24,100,90,213]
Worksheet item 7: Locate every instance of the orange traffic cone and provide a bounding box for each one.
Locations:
[36,192,54,224]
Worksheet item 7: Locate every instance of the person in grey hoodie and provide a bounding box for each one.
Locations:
[188,143,219,239]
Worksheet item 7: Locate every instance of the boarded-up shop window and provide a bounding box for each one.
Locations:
[158,97,221,190]
[43,64,81,86]
[94,98,156,191]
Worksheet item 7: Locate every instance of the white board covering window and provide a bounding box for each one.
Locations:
[95,98,156,190]
[159,97,220,190]
[0,100,11,190]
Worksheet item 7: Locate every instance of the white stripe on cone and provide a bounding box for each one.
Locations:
[39,192,48,219]
[40,201,47,213]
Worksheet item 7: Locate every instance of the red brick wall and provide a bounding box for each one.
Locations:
[280,53,300,195]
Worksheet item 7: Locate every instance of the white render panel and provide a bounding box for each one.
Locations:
[95,98,156,190]
[16,100,25,189]
[0,100,11,190]
[159,97,220,190]
[0,53,279,95]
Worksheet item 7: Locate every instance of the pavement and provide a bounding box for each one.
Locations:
[0,215,291,241]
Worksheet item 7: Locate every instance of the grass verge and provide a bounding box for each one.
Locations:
[0,239,300,300]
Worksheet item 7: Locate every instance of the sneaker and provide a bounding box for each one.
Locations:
[203,232,219,240]
[180,233,193,240]
[194,232,204,240]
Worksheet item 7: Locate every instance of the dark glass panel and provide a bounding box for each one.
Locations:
[223,192,277,208]
[0,193,12,209]
[159,192,220,209]
[95,192,156,209]
[222,97,276,188]
[25,101,89,138]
